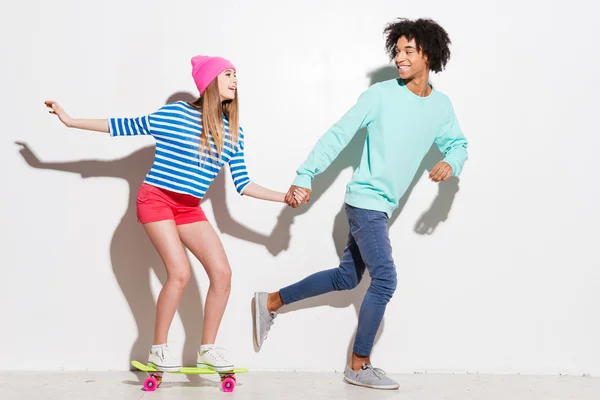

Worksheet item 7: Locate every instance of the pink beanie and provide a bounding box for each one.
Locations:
[191,55,236,96]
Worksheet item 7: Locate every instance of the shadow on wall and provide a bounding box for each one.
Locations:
[270,65,461,363]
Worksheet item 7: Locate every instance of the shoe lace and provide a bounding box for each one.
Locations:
[156,344,175,361]
[362,363,386,379]
[207,347,229,362]
[263,312,277,340]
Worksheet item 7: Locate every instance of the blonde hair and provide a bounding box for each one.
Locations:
[189,78,239,160]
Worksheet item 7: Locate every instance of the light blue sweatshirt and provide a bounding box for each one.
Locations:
[293,78,468,217]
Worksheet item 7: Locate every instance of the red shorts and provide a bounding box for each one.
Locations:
[136,183,208,225]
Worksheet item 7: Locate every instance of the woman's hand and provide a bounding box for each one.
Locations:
[45,101,73,127]
[44,100,109,133]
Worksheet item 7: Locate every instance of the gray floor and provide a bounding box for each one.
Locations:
[1,371,598,400]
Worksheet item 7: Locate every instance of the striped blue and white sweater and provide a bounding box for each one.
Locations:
[109,101,251,198]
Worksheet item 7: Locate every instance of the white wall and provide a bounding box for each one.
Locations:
[1,0,599,374]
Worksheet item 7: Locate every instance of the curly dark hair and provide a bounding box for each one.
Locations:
[383,18,451,73]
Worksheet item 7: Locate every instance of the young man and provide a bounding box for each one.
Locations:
[253,18,468,390]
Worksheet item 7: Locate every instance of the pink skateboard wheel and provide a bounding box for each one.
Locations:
[221,377,235,392]
[143,376,159,391]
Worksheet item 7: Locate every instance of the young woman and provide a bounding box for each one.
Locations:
[45,55,307,372]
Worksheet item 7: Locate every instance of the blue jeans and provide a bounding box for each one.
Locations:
[279,204,398,356]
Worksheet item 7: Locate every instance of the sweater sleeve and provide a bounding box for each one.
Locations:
[108,103,183,137]
[292,85,379,190]
[108,115,153,137]
[228,129,252,195]
[435,101,469,176]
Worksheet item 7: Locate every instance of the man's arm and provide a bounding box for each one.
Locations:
[292,85,380,191]
[431,102,468,182]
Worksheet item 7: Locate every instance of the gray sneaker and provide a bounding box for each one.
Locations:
[344,363,399,390]
[253,292,277,350]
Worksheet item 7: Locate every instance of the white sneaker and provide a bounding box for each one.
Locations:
[148,344,181,372]
[197,347,234,373]
[253,292,277,350]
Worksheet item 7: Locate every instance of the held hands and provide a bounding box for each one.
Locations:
[429,161,453,182]
[284,185,311,208]
[45,100,73,127]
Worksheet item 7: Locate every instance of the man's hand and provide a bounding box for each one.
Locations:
[429,161,453,182]
[285,185,311,208]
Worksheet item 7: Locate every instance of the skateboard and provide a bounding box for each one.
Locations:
[131,360,248,392]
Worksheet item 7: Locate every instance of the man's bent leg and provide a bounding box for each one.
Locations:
[279,233,366,305]
[254,210,366,350]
